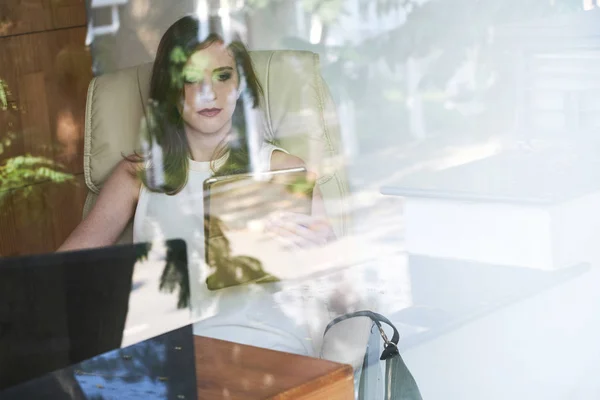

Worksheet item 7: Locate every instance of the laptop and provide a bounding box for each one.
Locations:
[0,239,190,390]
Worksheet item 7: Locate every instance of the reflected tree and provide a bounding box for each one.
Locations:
[158,240,191,309]
[135,240,191,309]
[244,0,584,141]
[205,216,278,291]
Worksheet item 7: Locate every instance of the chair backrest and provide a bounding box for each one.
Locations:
[83,50,351,243]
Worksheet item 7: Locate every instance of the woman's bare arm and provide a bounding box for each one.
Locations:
[57,160,141,252]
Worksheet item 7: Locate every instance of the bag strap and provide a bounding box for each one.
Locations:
[325,310,423,400]
[324,310,400,361]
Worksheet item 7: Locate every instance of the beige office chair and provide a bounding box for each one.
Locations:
[82,50,370,372]
[83,50,351,242]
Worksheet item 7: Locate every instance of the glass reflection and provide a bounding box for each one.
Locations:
[4,0,600,398]
[0,325,197,400]
[0,239,191,390]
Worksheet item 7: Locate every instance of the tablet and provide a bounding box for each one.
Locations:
[203,167,316,290]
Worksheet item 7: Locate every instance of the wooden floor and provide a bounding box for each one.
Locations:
[0,0,90,257]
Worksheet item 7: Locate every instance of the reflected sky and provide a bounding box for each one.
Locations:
[74,342,169,399]
[1,325,197,400]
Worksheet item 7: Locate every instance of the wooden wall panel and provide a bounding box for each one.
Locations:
[8,33,43,75]
[45,28,92,172]
[0,0,53,38]
[50,0,87,30]
[0,191,19,257]
[0,0,89,257]
[0,0,86,38]
[0,174,87,256]
[1,26,90,179]
[48,173,87,250]
[18,72,54,160]
[0,98,23,162]
[8,181,56,255]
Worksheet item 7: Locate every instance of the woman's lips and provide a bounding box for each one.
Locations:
[198,108,222,117]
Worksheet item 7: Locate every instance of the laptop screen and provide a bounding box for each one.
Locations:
[0,239,190,390]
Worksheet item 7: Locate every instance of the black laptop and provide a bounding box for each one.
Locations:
[0,239,189,390]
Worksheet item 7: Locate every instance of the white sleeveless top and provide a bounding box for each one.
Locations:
[133,143,314,356]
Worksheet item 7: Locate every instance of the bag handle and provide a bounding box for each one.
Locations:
[324,310,400,361]
[325,310,424,400]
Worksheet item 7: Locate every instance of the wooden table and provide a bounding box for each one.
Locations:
[0,325,354,400]
[195,336,353,399]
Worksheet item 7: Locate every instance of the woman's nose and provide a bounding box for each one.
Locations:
[200,71,216,101]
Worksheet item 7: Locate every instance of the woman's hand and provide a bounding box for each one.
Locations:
[263,211,336,249]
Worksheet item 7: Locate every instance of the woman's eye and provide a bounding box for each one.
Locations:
[182,67,203,84]
[183,75,202,84]
[216,72,232,82]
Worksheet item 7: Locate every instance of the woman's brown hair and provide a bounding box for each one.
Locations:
[130,15,264,194]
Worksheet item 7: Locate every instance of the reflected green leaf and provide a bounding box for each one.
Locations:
[0,78,75,199]
[288,176,313,196]
[0,78,7,110]
[181,65,204,84]
[169,46,187,64]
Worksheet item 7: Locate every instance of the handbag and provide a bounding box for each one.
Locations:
[324,310,423,400]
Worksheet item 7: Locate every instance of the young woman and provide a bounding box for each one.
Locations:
[59,15,369,374]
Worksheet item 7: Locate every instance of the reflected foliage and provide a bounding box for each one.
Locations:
[250,0,582,80]
[0,79,73,204]
[158,240,191,309]
[136,240,191,309]
[205,216,278,291]
[204,172,314,290]
[288,174,315,197]
[0,79,7,110]
[248,0,583,142]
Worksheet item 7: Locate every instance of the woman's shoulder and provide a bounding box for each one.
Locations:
[117,155,144,179]
[108,157,143,199]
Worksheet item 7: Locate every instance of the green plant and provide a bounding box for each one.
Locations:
[0,78,74,206]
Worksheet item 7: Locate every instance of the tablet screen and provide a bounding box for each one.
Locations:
[203,168,314,290]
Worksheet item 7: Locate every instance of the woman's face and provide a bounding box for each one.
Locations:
[181,42,239,136]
